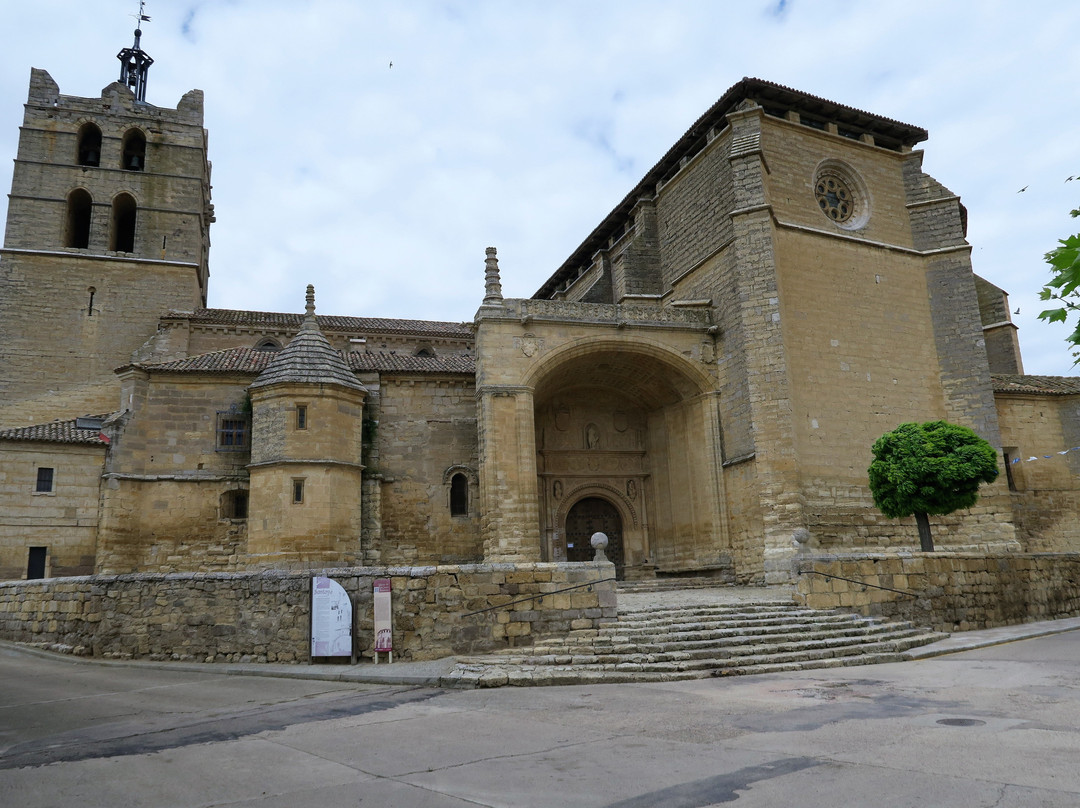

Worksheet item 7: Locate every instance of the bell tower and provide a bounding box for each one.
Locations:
[0,11,214,425]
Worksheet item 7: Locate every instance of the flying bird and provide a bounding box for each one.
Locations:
[1017,186,1028,193]
[1067,176,1076,183]
[389,61,393,69]
[1014,307,1021,315]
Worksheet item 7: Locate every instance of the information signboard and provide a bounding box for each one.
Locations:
[310,576,352,658]
[373,578,392,662]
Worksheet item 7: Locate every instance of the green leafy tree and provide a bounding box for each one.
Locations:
[1039,204,1080,364]
[867,421,999,552]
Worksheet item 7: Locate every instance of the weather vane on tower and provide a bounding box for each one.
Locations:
[117,1,154,102]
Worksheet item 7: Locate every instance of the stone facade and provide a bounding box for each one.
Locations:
[795,553,1080,633]
[0,431,106,579]
[0,67,1078,588]
[0,562,616,662]
[0,69,211,426]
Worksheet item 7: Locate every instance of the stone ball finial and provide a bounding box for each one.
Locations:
[591,532,610,563]
[791,527,812,551]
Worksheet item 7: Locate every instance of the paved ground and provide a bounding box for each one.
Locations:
[2,625,1080,806]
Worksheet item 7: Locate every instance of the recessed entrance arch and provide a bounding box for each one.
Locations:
[564,496,624,578]
[529,338,729,577]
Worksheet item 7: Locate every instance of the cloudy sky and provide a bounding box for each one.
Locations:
[2,1,1078,375]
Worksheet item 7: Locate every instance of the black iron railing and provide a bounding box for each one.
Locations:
[802,570,920,599]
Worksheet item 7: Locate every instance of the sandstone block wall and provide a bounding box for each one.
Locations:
[996,393,1080,551]
[375,377,480,564]
[97,479,247,574]
[0,254,205,425]
[795,553,1080,632]
[0,562,616,663]
[0,442,106,579]
[0,70,211,425]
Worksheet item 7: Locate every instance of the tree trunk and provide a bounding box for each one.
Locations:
[915,512,934,552]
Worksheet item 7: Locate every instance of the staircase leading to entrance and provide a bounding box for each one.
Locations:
[442,585,945,688]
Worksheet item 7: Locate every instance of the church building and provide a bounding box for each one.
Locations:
[1,29,1077,584]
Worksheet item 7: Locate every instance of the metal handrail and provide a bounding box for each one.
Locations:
[462,577,618,617]
[802,570,920,599]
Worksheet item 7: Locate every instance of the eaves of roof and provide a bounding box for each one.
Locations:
[0,415,114,445]
[991,374,1080,396]
[164,308,473,339]
[534,77,928,300]
[124,347,476,377]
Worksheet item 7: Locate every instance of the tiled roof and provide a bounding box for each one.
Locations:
[991,374,1080,396]
[135,346,474,377]
[168,308,473,339]
[136,347,275,374]
[0,415,113,445]
[347,352,475,374]
[251,303,367,392]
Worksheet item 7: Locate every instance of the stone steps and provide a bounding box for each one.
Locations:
[616,577,735,593]
[524,624,932,661]
[442,593,946,688]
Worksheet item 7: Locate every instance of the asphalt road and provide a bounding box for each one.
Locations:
[2,633,1079,807]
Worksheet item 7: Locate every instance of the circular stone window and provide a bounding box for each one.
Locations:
[812,162,869,230]
[815,173,854,222]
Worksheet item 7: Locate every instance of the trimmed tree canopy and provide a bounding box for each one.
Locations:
[868,421,999,519]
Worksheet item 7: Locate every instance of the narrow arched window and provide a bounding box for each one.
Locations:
[77,123,101,167]
[254,338,282,352]
[450,473,469,516]
[110,193,137,253]
[64,188,93,248]
[121,129,146,171]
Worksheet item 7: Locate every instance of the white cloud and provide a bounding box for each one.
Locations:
[1,0,1078,372]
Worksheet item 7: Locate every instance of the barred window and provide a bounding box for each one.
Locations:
[216,414,250,451]
[35,467,54,493]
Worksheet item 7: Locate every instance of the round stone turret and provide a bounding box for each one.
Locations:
[247,286,367,566]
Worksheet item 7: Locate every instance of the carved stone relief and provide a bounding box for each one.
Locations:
[514,333,543,357]
[554,405,571,432]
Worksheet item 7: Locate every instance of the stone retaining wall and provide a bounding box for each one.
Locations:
[795,553,1080,632]
[0,562,616,663]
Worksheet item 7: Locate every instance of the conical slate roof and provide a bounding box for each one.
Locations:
[249,286,367,393]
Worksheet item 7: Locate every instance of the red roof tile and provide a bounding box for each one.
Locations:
[167,308,473,339]
[134,347,475,377]
[991,374,1080,396]
[0,415,113,445]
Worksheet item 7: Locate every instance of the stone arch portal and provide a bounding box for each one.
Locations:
[529,342,729,578]
[564,496,624,579]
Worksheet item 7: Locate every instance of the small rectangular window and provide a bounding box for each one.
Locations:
[27,547,47,580]
[296,405,308,430]
[221,489,249,520]
[292,478,305,504]
[216,414,250,452]
[35,467,54,493]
